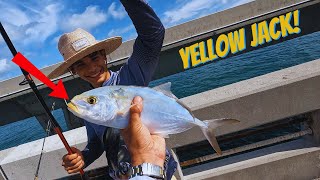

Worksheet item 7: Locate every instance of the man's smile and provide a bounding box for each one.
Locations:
[86,67,104,79]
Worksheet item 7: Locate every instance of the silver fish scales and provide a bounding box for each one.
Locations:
[67,82,239,154]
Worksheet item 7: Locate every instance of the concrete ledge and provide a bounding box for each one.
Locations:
[185,147,320,180]
[0,127,107,179]
[167,58,320,148]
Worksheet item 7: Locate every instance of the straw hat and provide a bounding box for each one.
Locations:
[48,28,122,79]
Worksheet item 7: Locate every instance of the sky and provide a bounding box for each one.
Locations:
[0,0,253,82]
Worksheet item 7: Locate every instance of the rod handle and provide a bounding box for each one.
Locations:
[54,127,85,175]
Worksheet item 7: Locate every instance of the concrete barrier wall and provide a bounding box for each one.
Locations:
[167,58,320,148]
[185,146,320,180]
[1,58,319,179]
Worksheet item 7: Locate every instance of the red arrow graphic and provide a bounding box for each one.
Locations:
[12,52,69,100]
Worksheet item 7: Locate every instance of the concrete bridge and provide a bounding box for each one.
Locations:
[1,57,319,180]
[0,0,320,179]
[1,0,318,130]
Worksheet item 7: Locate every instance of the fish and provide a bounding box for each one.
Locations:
[67,82,240,155]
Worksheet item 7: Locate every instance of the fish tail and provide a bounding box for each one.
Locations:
[197,118,240,155]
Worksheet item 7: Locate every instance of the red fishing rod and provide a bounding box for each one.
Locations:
[0,22,86,179]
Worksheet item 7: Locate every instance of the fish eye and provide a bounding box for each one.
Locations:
[87,96,97,105]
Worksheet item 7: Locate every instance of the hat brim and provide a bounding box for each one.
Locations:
[48,36,122,79]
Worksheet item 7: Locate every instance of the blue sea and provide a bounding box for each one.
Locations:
[0,31,319,151]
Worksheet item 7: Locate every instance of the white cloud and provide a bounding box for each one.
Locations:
[0,23,24,44]
[51,36,60,45]
[1,7,30,26]
[0,2,30,42]
[163,0,215,26]
[108,25,135,37]
[162,0,254,27]
[24,4,61,44]
[233,0,254,7]
[0,2,62,45]
[107,2,126,20]
[61,6,107,32]
[0,59,13,74]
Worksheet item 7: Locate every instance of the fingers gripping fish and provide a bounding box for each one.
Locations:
[67,82,240,155]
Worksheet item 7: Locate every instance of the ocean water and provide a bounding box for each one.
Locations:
[0,31,319,151]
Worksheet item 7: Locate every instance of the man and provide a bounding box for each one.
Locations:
[122,96,167,180]
[48,0,177,179]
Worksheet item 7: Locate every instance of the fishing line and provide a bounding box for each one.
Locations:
[34,103,55,180]
[68,68,78,79]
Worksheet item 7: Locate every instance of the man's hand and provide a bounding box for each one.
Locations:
[120,96,166,167]
[62,147,85,174]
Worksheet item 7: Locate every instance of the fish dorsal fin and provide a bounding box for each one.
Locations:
[153,82,196,118]
[152,82,178,100]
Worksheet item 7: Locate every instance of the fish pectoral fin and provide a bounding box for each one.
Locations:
[153,133,169,138]
[117,104,137,116]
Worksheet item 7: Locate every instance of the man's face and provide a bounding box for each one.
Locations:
[71,50,109,88]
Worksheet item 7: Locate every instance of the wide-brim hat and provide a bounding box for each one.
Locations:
[48,28,122,79]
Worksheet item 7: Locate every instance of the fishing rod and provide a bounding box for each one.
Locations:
[0,22,86,178]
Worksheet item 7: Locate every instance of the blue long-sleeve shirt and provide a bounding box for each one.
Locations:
[81,0,176,179]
